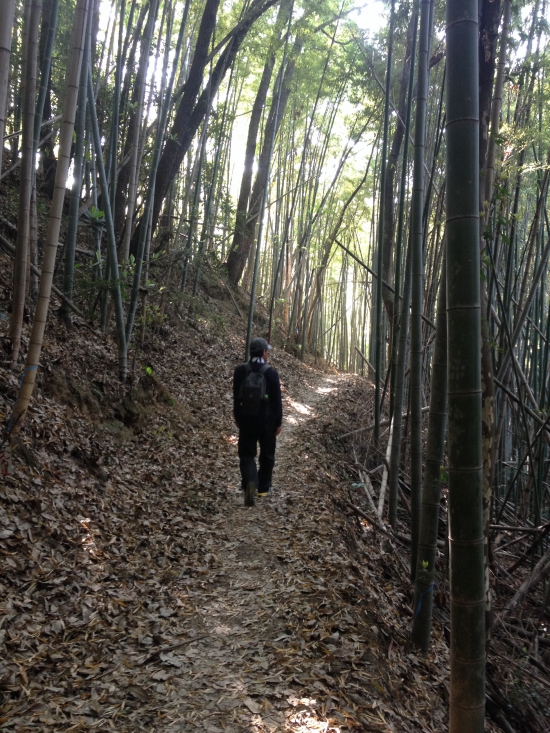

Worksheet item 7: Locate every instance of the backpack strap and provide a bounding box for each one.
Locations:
[244,362,269,374]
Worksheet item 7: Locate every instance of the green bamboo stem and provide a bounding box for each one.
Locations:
[446,0,485,726]
[120,0,160,262]
[412,256,447,651]
[0,0,15,149]
[61,5,91,324]
[374,0,394,445]
[387,11,418,528]
[193,49,235,295]
[9,0,91,434]
[409,0,432,576]
[87,66,127,376]
[181,121,209,293]
[9,0,42,369]
[126,2,186,343]
[244,3,293,360]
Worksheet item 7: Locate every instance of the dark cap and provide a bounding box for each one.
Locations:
[250,337,272,354]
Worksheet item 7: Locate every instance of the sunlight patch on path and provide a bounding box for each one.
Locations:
[246,697,342,732]
[285,397,312,425]
[283,377,341,427]
[315,385,337,395]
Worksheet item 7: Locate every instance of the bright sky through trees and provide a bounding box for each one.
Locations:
[352,0,386,36]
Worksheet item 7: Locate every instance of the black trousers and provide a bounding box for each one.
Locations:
[238,420,277,491]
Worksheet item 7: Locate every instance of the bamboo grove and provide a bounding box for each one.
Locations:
[1,0,550,728]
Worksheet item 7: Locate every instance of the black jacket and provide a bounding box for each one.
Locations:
[233,361,283,428]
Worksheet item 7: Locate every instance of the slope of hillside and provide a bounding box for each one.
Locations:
[0,249,542,732]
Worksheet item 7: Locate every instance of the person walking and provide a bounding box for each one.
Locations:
[233,337,282,506]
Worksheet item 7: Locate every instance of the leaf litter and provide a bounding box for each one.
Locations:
[0,267,538,731]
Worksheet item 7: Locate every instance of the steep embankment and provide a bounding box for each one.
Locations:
[0,272,502,732]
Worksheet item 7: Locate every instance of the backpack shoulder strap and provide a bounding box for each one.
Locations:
[259,364,270,375]
[243,362,252,374]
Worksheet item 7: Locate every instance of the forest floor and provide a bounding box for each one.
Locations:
[0,251,547,732]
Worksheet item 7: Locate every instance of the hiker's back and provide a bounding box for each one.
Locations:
[238,363,270,420]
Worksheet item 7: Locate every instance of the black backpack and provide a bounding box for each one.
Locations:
[238,363,270,417]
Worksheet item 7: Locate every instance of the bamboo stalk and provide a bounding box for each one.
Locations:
[8,0,90,435]
[0,0,16,152]
[9,0,42,369]
[446,0,485,725]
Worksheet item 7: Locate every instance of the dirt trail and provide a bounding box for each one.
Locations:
[1,332,447,733]
[165,370,348,732]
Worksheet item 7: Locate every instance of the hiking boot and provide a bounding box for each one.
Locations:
[244,481,256,507]
[257,487,271,497]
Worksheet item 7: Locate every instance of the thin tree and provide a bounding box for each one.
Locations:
[61,2,90,325]
[87,64,127,374]
[0,0,16,152]
[229,0,292,281]
[387,8,418,530]
[412,257,447,650]
[446,0,485,727]
[244,1,294,358]
[148,0,279,240]
[126,1,188,345]
[8,0,91,436]
[227,34,300,287]
[409,0,432,575]
[120,0,160,262]
[9,0,42,369]
[373,0,394,445]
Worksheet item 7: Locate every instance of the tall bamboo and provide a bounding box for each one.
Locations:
[244,3,293,359]
[446,0,485,727]
[387,8,418,528]
[127,1,187,344]
[9,0,42,369]
[120,0,160,262]
[61,5,91,325]
[33,0,59,153]
[409,0,432,575]
[374,0,394,445]
[229,0,292,279]
[107,0,125,212]
[9,0,90,435]
[87,66,127,374]
[193,53,236,295]
[483,0,511,215]
[0,0,15,151]
[388,7,418,407]
[412,257,447,650]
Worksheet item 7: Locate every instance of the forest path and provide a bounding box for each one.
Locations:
[169,369,353,733]
[2,345,410,733]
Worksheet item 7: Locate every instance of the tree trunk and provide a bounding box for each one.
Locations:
[61,5,90,325]
[9,0,42,369]
[228,0,291,272]
[148,0,279,248]
[227,37,300,287]
[382,10,415,321]
[446,0,485,726]
[9,0,90,435]
[126,2,186,345]
[483,0,511,212]
[412,257,447,651]
[0,0,16,154]
[230,56,276,266]
[477,0,504,640]
[113,0,150,242]
[120,0,159,262]
[409,0,432,576]
[148,0,223,236]
[374,0,394,444]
